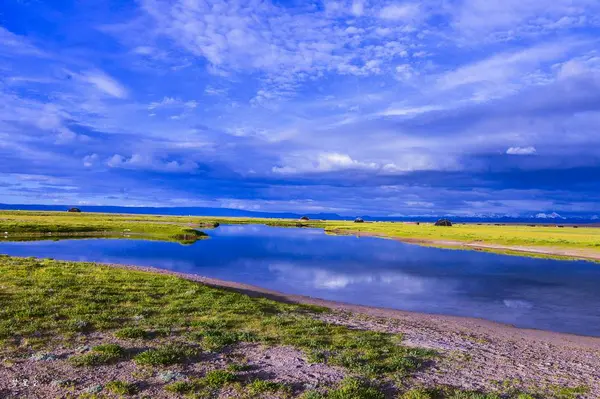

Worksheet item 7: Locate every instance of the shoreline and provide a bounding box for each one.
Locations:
[106,261,600,346]
[331,230,600,262]
[108,262,600,397]
[2,256,600,397]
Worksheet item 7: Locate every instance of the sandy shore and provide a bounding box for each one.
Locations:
[106,262,600,397]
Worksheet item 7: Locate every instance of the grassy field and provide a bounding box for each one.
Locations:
[2,211,598,259]
[0,255,585,398]
[322,221,600,249]
[0,211,218,243]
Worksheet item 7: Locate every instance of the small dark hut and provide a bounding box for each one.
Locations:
[435,218,452,227]
[67,207,81,213]
[299,216,310,221]
[354,217,364,223]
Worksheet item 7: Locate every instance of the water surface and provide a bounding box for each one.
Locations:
[1,224,599,336]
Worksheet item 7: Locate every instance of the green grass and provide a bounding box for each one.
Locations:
[114,327,149,340]
[227,362,253,372]
[69,344,126,367]
[133,344,197,366]
[165,380,196,394]
[189,325,258,351]
[0,255,432,378]
[202,370,238,389]
[0,210,215,243]
[165,369,238,396]
[397,385,589,399]
[247,379,292,396]
[321,221,600,254]
[546,385,590,399]
[105,380,138,396]
[301,377,384,399]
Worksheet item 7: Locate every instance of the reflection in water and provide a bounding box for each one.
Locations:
[0,224,599,336]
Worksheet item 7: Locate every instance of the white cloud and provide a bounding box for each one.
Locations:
[452,0,599,38]
[506,146,537,155]
[557,59,589,79]
[205,86,228,96]
[133,46,154,55]
[0,27,48,57]
[128,0,429,102]
[273,152,378,174]
[351,0,365,16]
[148,97,177,109]
[272,151,456,175]
[83,154,98,167]
[107,153,197,172]
[80,70,128,98]
[380,104,445,116]
[148,97,198,110]
[395,63,416,81]
[379,3,419,20]
[437,43,573,91]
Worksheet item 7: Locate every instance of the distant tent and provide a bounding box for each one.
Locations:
[354,217,364,223]
[67,207,81,213]
[299,216,310,221]
[435,218,452,227]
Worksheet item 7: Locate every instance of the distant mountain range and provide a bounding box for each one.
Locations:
[1,203,598,224]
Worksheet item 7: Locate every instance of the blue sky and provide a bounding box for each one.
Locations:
[1,0,600,217]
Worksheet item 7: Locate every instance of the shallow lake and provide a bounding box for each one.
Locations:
[1,224,599,336]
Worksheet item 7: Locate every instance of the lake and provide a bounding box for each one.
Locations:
[1,224,599,336]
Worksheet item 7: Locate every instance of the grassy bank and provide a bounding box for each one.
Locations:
[2,210,600,259]
[0,255,587,398]
[322,221,600,250]
[0,211,217,243]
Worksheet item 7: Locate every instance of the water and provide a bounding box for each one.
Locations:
[1,224,599,336]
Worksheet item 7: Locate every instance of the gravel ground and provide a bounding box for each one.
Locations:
[0,335,345,398]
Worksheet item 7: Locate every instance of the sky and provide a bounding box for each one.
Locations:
[1,0,600,218]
